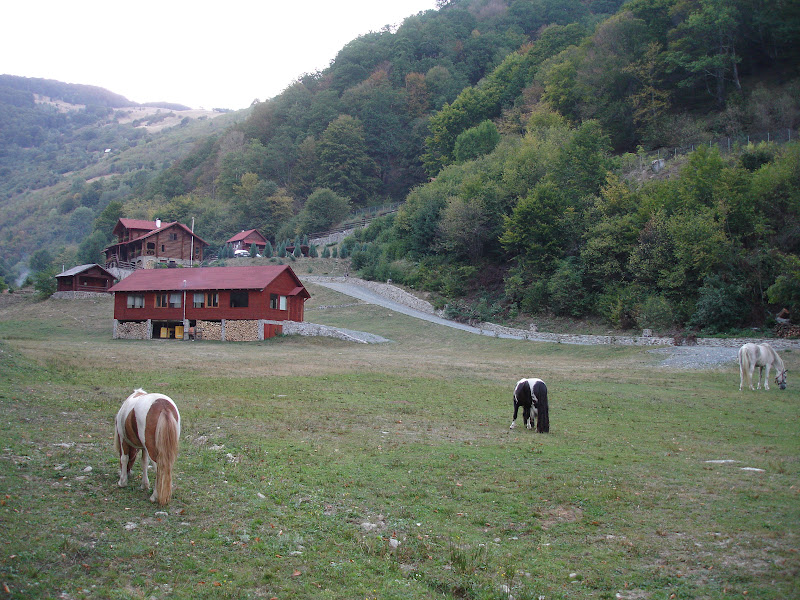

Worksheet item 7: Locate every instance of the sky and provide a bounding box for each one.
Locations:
[3,0,439,110]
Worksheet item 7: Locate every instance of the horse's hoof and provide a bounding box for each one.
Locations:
[117,480,126,488]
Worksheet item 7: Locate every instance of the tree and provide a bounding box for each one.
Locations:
[453,120,500,163]
[439,197,491,261]
[666,0,743,106]
[77,230,110,265]
[33,267,58,299]
[767,254,800,318]
[29,248,54,273]
[295,188,350,234]
[317,115,380,206]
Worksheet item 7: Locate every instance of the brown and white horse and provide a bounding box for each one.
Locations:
[738,343,787,391]
[114,388,181,505]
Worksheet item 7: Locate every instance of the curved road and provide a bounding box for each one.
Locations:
[311,279,524,339]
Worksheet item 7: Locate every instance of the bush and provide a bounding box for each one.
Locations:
[689,275,749,333]
[33,267,58,299]
[638,294,675,331]
[598,284,644,329]
[546,258,591,317]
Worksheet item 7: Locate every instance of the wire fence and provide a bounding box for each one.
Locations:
[624,128,797,173]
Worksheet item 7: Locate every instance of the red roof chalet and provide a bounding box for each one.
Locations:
[226,229,268,255]
[104,218,208,269]
[108,265,310,341]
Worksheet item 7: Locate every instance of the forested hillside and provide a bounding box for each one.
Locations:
[2,0,799,333]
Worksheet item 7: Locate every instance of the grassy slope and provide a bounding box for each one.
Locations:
[0,288,797,599]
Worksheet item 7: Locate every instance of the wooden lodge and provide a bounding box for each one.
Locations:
[53,263,116,298]
[108,265,310,341]
[103,218,208,270]
[226,229,268,256]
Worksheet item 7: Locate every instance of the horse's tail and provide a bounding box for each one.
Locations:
[536,384,550,433]
[154,411,179,505]
[113,424,120,455]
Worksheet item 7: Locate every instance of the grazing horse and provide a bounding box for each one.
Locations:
[510,378,550,433]
[738,343,787,391]
[114,388,181,505]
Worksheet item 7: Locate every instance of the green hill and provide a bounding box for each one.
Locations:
[1,0,799,333]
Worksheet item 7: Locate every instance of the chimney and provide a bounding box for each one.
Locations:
[155,218,162,228]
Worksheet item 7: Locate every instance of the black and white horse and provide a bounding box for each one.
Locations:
[510,378,550,433]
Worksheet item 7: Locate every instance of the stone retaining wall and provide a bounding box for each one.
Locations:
[475,321,800,349]
[281,321,370,343]
[52,291,110,300]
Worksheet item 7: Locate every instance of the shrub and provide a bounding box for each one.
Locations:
[689,275,749,332]
[638,294,675,331]
[546,258,591,317]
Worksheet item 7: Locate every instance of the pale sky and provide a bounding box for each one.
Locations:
[3,0,439,110]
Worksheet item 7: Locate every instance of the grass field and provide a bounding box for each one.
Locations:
[0,285,798,600]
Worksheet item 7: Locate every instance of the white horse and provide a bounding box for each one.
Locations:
[738,343,787,391]
[114,388,181,504]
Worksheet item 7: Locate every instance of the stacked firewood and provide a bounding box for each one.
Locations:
[117,321,147,339]
[775,323,800,338]
[197,320,222,340]
[222,320,259,342]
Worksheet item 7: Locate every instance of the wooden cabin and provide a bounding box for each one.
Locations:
[108,265,310,341]
[226,229,268,256]
[103,218,208,269]
[53,264,116,297]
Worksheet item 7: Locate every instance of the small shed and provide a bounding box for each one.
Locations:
[54,264,116,297]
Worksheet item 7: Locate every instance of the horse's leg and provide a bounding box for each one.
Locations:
[739,361,745,391]
[510,399,519,429]
[118,444,129,487]
[748,363,756,391]
[523,405,532,429]
[140,449,151,491]
[764,364,771,390]
[150,462,159,503]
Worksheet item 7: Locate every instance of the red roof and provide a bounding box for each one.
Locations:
[226,229,266,244]
[108,265,308,295]
[117,218,159,231]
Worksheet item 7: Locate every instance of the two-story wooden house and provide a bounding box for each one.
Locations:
[103,218,208,269]
[108,265,310,341]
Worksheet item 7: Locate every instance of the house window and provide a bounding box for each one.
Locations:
[170,233,178,241]
[206,292,218,308]
[193,292,205,308]
[127,294,144,308]
[270,294,288,310]
[156,293,182,308]
[230,291,249,308]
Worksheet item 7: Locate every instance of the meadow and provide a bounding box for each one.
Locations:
[0,284,797,600]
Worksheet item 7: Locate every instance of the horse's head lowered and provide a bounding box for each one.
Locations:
[776,369,787,390]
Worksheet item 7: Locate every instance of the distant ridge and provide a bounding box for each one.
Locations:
[0,74,191,110]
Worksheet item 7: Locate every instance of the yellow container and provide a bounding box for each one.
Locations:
[160,327,168,338]
[175,325,184,339]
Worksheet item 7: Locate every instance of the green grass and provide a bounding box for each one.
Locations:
[0,290,798,599]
